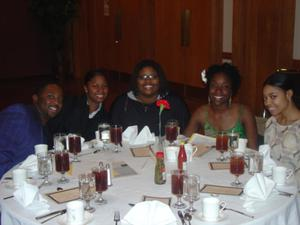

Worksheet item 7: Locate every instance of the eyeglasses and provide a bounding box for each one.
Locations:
[137,74,159,80]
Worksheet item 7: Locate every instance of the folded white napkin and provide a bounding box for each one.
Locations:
[13,182,50,215]
[19,155,38,172]
[243,173,275,211]
[123,126,155,148]
[259,144,276,175]
[122,201,177,225]
[122,125,138,143]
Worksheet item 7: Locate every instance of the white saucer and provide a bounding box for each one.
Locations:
[195,212,227,223]
[57,211,93,225]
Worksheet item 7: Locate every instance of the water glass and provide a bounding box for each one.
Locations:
[248,152,263,175]
[37,153,52,185]
[53,133,66,151]
[98,123,111,151]
[183,174,200,213]
[228,132,239,151]
[79,172,96,212]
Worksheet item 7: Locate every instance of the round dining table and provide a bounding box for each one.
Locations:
[1,142,300,225]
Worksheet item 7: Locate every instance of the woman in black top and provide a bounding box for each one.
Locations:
[63,69,110,141]
[110,59,190,136]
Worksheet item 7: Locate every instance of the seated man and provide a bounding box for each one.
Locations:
[0,81,63,178]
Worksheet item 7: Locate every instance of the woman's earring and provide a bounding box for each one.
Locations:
[208,96,211,105]
[228,96,232,106]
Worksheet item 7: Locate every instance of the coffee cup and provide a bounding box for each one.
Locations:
[248,152,263,175]
[202,197,226,221]
[272,166,293,185]
[12,168,27,188]
[34,144,48,155]
[184,143,197,162]
[66,200,84,225]
[165,146,179,163]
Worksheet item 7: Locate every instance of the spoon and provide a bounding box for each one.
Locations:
[177,210,186,225]
[184,212,192,225]
[221,205,254,218]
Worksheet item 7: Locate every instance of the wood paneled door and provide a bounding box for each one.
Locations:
[154,0,223,87]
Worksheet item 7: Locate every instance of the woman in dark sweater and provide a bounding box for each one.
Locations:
[110,59,190,136]
[63,69,110,141]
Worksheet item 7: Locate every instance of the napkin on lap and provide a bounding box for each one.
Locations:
[122,201,177,225]
[259,144,276,175]
[13,182,50,215]
[243,173,275,210]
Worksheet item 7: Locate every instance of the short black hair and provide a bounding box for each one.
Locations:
[130,59,169,96]
[264,70,300,108]
[34,78,61,96]
[84,69,108,85]
[205,63,241,96]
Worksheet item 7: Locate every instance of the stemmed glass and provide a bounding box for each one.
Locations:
[37,153,53,186]
[68,134,81,162]
[230,152,245,186]
[55,150,70,183]
[171,170,186,209]
[165,119,179,146]
[183,174,200,213]
[98,123,111,151]
[79,172,96,213]
[216,131,228,161]
[110,125,122,152]
[92,165,108,204]
[228,131,239,152]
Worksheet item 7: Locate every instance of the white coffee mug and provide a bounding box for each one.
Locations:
[184,143,197,162]
[66,200,84,225]
[202,197,226,221]
[272,166,293,185]
[165,146,179,163]
[34,144,48,155]
[12,168,27,188]
[235,138,248,152]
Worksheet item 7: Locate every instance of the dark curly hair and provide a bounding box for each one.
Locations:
[84,69,108,85]
[205,63,241,96]
[130,59,169,96]
[264,70,300,108]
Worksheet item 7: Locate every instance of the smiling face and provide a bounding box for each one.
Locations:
[136,66,160,101]
[33,84,63,124]
[263,84,292,117]
[208,73,232,106]
[84,75,109,105]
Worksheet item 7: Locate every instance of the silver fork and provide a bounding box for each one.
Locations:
[114,210,120,225]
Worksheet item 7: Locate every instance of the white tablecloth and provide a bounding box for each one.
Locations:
[1,146,300,225]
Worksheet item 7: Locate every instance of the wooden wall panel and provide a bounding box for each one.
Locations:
[232,0,296,115]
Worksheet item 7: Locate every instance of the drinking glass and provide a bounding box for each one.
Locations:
[183,174,200,213]
[228,132,239,152]
[92,166,108,204]
[230,152,245,186]
[68,134,81,162]
[37,153,52,186]
[171,170,186,209]
[53,133,66,151]
[55,150,70,183]
[79,172,96,213]
[216,131,228,161]
[98,123,111,151]
[165,119,179,145]
[110,125,122,152]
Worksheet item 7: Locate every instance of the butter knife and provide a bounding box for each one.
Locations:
[224,207,254,218]
[40,210,67,224]
[35,209,66,220]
